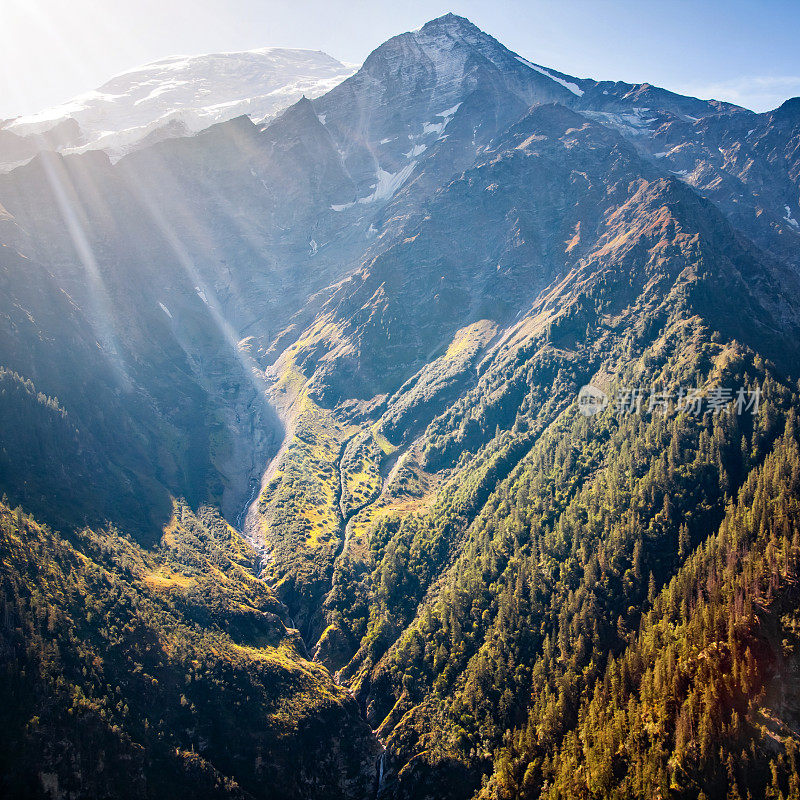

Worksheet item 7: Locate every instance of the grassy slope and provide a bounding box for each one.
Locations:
[0,500,376,800]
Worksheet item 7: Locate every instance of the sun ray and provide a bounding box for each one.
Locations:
[39,151,132,388]
[121,165,272,401]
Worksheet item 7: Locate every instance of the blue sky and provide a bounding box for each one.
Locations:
[2,0,799,119]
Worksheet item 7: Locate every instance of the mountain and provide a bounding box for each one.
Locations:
[0,47,353,169]
[639,96,800,272]
[2,12,800,800]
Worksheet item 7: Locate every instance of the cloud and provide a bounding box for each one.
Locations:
[677,75,800,113]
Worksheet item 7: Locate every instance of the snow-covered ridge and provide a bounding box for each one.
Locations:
[5,47,355,163]
[515,57,584,97]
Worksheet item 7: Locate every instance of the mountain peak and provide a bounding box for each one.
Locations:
[419,12,481,34]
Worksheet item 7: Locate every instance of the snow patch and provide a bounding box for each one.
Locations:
[439,103,462,118]
[405,143,427,158]
[359,163,417,204]
[195,286,208,304]
[515,57,584,97]
[583,108,655,137]
[422,104,461,138]
[784,205,799,230]
[423,120,446,136]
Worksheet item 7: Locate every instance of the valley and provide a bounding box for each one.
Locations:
[2,12,800,800]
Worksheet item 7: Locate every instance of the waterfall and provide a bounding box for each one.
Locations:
[235,479,260,532]
[376,750,386,796]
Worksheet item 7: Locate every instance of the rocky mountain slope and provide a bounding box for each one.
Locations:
[1,12,800,800]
